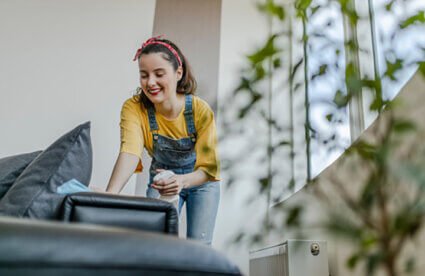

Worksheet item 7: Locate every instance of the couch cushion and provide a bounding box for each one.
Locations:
[0,151,42,199]
[0,122,92,219]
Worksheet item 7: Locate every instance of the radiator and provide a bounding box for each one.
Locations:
[249,240,329,276]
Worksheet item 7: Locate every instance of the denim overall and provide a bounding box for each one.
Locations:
[146,94,220,245]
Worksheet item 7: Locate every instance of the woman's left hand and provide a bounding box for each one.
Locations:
[152,170,185,196]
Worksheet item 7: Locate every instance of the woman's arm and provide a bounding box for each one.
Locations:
[178,169,209,188]
[106,152,140,193]
[151,169,209,196]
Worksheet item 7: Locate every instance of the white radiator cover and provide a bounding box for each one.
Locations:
[250,240,329,276]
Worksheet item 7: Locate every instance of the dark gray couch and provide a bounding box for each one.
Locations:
[0,122,241,275]
[0,192,241,275]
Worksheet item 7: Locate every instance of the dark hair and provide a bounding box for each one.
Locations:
[134,39,197,109]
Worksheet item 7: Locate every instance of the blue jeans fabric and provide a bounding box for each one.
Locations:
[146,95,220,246]
[147,181,220,245]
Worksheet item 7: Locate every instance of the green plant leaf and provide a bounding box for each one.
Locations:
[366,252,384,275]
[233,232,245,243]
[290,58,304,80]
[362,79,379,89]
[351,140,377,160]
[384,59,403,81]
[259,177,271,194]
[234,77,251,94]
[360,178,378,208]
[400,11,425,29]
[273,58,281,68]
[339,0,359,26]
[393,119,416,133]
[276,140,291,147]
[295,0,312,11]
[254,63,266,81]
[333,90,350,108]
[418,61,425,77]
[369,97,387,112]
[346,62,362,95]
[247,35,281,65]
[404,257,416,273]
[325,113,333,122]
[237,87,263,118]
[311,5,321,16]
[347,253,360,269]
[286,205,303,227]
[312,64,328,80]
[385,1,395,12]
[325,213,362,239]
[294,82,303,92]
[251,233,264,244]
[393,204,423,237]
[257,0,286,21]
[288,178,295,190]
[295,0,312,19]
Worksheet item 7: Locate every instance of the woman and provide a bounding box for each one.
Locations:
[106,36,220,245]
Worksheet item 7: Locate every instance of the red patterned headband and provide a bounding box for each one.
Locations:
[133,35,182,66]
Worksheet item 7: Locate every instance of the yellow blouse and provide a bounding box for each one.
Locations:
[119,95,220,181]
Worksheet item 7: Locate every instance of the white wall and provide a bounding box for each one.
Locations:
[216,0,270,274]
[0,0,155,193]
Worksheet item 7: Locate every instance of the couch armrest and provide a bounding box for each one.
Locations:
[0,216,241,276]
[58,192,178,235]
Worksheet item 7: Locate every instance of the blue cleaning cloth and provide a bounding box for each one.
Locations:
[57,178,91,194]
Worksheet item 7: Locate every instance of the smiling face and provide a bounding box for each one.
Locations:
[139,53,183,106]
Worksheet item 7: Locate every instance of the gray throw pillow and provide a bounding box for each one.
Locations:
[0,122,92,219]
[0,151,42,199]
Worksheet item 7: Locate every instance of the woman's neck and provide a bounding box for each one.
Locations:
[155,94,185,120]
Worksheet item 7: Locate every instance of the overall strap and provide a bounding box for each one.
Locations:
[147,106,158,131]
[183,94,197,142]
[147,106,159,141]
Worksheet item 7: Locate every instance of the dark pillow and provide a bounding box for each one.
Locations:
[0,151,42,199]
[0,122,92,219]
